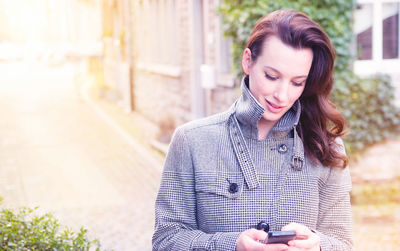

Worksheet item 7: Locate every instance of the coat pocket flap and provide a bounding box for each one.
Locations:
[195,172,244,199]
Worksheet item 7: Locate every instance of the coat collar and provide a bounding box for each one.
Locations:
[228,77,305,190]
[234,76,301,140]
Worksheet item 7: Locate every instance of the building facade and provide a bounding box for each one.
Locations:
[102,0,238,134]
[130,0,237,127]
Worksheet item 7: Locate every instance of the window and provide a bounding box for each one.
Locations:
[134,0,179,77]
[355,0,400,61]
[382,2,399,59]
[355,3,373,60]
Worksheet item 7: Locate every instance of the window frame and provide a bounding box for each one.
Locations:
[354,0,400,75]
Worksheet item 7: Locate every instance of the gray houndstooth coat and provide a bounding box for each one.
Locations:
[153,79,353,251]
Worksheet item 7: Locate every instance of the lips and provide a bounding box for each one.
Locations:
[265,99,284,113]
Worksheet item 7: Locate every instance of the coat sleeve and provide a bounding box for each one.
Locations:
[315,138,353,251]
[152,127,241,251]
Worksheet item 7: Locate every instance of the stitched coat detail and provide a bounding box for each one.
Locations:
[153,81,353,251]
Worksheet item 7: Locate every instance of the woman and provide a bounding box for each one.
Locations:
[153,9,352,251]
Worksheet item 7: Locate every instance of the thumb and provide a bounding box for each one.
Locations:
[246,228,268,242]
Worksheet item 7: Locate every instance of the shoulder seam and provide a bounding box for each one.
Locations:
[181,111,232,133]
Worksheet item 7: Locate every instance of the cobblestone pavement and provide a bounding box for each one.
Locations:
[0,61,162,250]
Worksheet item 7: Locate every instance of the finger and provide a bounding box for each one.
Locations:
[287,247,303,251]
[248,242,289,251]
[288,233,319,249]
[281,222,308,234]
[237,229,270,251]
[281,222,299,231]
[241,237,288,251]
[245,230,289,251]
[264,243,290,251]
[247,228,268,242]
[282,223,312,241]
[288,239,314,249]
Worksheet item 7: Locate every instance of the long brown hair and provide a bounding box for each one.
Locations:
[244,9,348,168]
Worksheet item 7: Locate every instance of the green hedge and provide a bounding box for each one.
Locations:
[333,72,400,153]
[218,0,400,154]
[0,207,101,250]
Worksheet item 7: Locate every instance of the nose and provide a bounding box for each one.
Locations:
[272,81,289,103]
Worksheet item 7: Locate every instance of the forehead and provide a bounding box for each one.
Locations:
[258,36,313,77]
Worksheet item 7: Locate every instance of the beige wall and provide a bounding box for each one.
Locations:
[129,0,239,129]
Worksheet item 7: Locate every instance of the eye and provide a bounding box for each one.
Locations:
[265,73,278,81]
[291,81,304,87]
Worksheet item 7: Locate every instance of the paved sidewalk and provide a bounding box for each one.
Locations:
[0,61,164,250]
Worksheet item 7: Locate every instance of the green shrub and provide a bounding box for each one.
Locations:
[218,0,400,155]
[0,207,101,250]
[333,73,400,153]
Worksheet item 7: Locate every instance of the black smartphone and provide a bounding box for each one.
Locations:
[265,230,297,244]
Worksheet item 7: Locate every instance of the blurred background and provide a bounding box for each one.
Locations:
[0,0,399,250]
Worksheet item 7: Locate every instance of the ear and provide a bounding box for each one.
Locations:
[241,48,252,75]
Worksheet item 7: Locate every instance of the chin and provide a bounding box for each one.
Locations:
[261,115,280,124]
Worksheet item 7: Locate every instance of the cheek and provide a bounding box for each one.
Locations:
[256,81,275,96]
[251,78,270,97]
[290,87,305,101]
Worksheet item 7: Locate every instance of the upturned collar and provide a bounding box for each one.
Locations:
[234,76,301,140]
[228,77,305,190]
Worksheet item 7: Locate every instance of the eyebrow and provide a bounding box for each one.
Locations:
[263,66,308,79]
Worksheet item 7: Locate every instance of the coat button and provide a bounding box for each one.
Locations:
[256,221,269,232]
[228,183,239,193]
[278,144,288,153]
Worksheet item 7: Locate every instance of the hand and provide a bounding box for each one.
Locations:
[236,229,289,251]
[281,223,320,251]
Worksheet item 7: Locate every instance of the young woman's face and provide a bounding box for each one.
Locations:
[242,36,313,129]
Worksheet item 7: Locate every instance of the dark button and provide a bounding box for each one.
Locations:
[256,221,270,232]
[228,183,239,193]
[278,144,288,153]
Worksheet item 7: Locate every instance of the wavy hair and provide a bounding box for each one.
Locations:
[244,9,348,168]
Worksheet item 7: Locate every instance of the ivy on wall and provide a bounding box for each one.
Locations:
[218,0,400,154]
